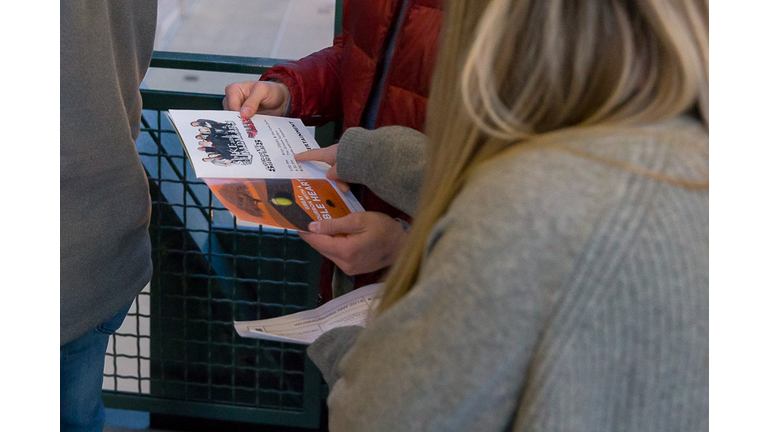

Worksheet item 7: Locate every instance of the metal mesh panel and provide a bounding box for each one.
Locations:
[102,105,324,427]
[103,286,151,394]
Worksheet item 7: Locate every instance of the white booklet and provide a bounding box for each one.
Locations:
[234,283,383,345]
[166,110,364,231]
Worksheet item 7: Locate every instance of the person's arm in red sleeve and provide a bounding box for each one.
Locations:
[260,34,344,125]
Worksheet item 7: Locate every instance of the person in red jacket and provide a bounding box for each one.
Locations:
[223,0,443,301]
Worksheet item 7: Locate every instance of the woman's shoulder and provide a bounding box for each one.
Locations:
[463,116,707,204]
[437,116,708,254]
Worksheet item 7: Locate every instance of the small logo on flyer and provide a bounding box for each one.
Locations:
[238,115,258,138]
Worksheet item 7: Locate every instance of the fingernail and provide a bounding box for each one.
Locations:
[308,222,320,232]
[241,107,254,117]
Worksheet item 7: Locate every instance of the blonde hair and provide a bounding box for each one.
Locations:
[375,0,709,314]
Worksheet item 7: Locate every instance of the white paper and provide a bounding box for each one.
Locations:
[165,109,364,231]
[167,109,330,180]
[234,283,383,345]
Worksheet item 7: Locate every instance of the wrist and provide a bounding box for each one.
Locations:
[269,80,291,116]
[390,217,410,258]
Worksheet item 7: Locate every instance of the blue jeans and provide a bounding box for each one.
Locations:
[60,302,132,432]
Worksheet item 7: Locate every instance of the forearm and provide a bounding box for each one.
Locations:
[336,126,427,216]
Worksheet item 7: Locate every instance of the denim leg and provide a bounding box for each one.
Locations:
[60,302,132,432]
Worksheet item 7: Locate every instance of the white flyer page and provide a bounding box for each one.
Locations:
[234,283,383,345]
[167,109,330,180]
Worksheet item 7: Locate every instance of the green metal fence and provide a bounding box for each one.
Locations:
[101,54,338,432]
[101,3,345,427]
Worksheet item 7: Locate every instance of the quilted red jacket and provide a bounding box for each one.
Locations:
[261,0,443,132]
[261,0,444,296]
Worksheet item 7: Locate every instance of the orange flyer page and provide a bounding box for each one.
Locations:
[206,178,357,232]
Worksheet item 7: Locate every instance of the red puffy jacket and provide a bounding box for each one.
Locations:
[261,0,443,132]
[261,0,444,296]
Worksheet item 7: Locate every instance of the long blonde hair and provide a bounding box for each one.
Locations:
[375,0,709,314]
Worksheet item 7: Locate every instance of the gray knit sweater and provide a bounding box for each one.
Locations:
[308,118,708,431]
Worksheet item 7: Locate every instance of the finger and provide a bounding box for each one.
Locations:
[296,231,348,261]
[223,82,251,111]
[240,82,272,118]
[336,180,351,193]
[325,165,339,181]
[325,166,351,193]
[306,213,363,236]
[294,145,338,165]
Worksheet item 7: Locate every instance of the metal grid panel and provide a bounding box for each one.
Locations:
[103,286,151,394]
[102,102,324,427]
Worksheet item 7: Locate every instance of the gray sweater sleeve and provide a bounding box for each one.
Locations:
[307,326,364,388]
[335,126,427,216]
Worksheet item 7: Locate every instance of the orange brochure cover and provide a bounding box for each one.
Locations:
[167,110,364,231]
[206,178,356,232]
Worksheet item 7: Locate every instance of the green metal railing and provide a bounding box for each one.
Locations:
[101,93,326,428]
[101,1,344,427]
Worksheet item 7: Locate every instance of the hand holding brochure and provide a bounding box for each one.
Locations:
[167,110,364,231]
[234,283,383,345]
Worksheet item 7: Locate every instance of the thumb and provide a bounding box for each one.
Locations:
[326,166,351,193]
[326,165,340,182]
[307,213,363,236]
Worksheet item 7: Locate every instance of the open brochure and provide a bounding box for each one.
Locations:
[234,283,383,345]
[167,110,364,231]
